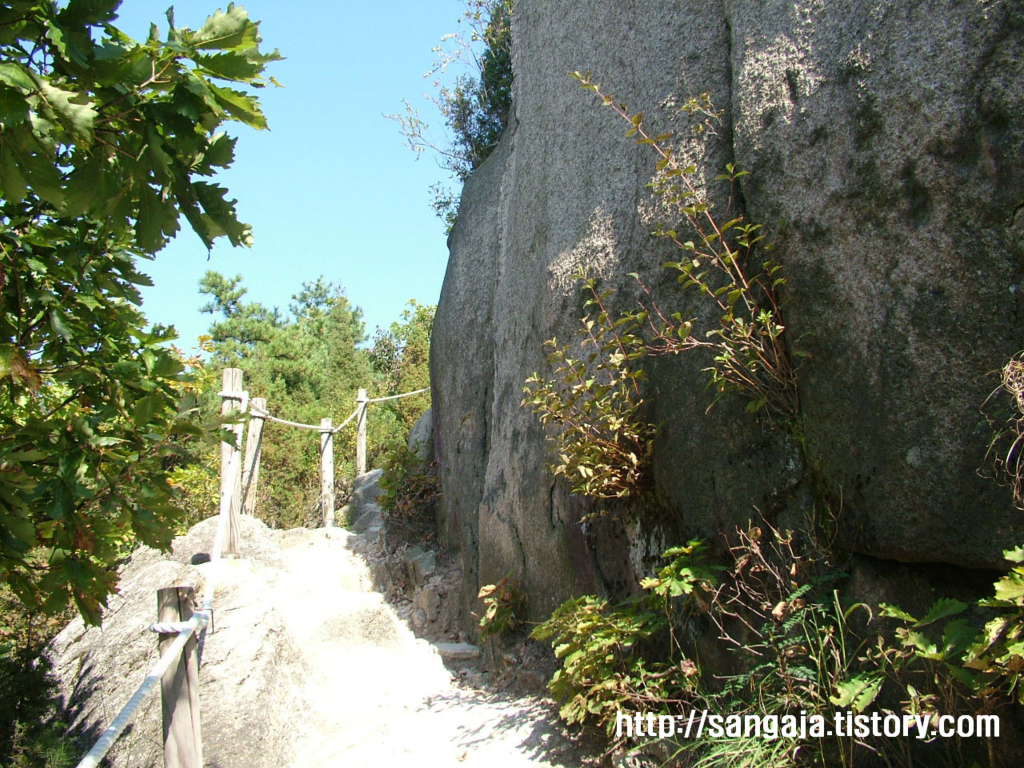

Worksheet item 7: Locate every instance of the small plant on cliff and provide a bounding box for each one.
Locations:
[572,74,799,421]
[378,444,440,519]
[522,270,657,500]
[522,81,801,506]
[477,574,527,639]
[983,351,1024,509]
[534,522,1014,766]
[530,541,716,740]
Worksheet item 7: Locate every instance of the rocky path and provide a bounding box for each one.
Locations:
[49,513,587,767]
[263,525,582,767]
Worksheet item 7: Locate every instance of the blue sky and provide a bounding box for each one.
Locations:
[112,0,469,348]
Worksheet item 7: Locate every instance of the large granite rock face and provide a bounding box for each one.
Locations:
[431,0,1024,625]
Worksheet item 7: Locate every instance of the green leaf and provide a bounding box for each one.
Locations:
[59,0,121,27]
[1005,546,1024,564]
[132,392,166,428]
[917,597,968,627]
[196,49,283,82]
[135,182,179,252]
[19,150,66,206]
[879,603,917,623]
[0,142,28,200]
[907,630,938,656]
[0,62,36,91]
[34,76,98,145]
[942,619,978,658]
[830,674,882,712]
[194,132,237,174]
[62,155,104,216]
[0,85,30,127]
[993,571,1024,603]
[191,5,262,52]
[50,310,73,341]
[208,82,267,130]
[194,181,251,246]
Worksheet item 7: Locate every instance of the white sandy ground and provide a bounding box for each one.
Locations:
[249,526,586,768]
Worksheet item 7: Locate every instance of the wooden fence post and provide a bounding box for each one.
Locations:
[356,388,368,476]
[220,369,242,556]
[158,586,202,768]
[242,397,266,518]
[320,418,334,528]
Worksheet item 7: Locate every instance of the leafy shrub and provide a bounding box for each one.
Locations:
[167,454,220,533]
[523,83,801,507]
[0,586,74,767]
[874,546,1024,710]
[477,575,527,639]
[378,444,440,519]
[0,2,279,623]
[571,75,799,421]
[984,352,1024,509]
[531,541,717,738]
[522,271,656,501]
[535,525,1019,766]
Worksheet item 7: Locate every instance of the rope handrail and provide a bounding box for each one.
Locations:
[248,385,430,432]
[73,375,429,766]
[248,406,336,432]
[366,387,429,404]
[74,448,239,768]
[248,404,360,434]
[75,614,209,768]
[330,406,361,434]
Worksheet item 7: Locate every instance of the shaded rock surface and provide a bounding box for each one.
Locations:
[431,0,1024,626]
[354,470,462,646]
[408,407,435,463]
[49,510,592,767]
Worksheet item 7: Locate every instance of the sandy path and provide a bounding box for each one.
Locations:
[260,527,582,768]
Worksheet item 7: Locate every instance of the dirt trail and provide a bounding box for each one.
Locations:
[261,526,582,768]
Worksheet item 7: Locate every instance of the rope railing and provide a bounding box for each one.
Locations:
[248,386,429,431]
[366,386,429,404]
[248,404,360,434]
[74,446,241,768]
[72,371,431,768]
[75,616,208,768]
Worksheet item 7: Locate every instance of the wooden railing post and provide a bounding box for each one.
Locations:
[320,418,334,528]
[242,397,266,518]
[220,369,242,556]
[158,587,202,768]
[356,388,368,475]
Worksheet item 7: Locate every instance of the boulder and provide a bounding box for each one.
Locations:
[407,407,435,463]
[404,546,437,586]
[352,468,384,508]
[350,469,385,534]
[47,517,304,768]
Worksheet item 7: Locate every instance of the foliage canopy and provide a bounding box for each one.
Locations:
[0,0,279,623]
[194,277,435,530]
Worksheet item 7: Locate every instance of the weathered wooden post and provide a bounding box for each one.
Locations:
[356,387,369,476]
[158,587,202,768]
[220,369,243,556]
[242,396,266,517]
[320,418,334,528]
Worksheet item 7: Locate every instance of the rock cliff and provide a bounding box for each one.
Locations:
[431,0,1024,626]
